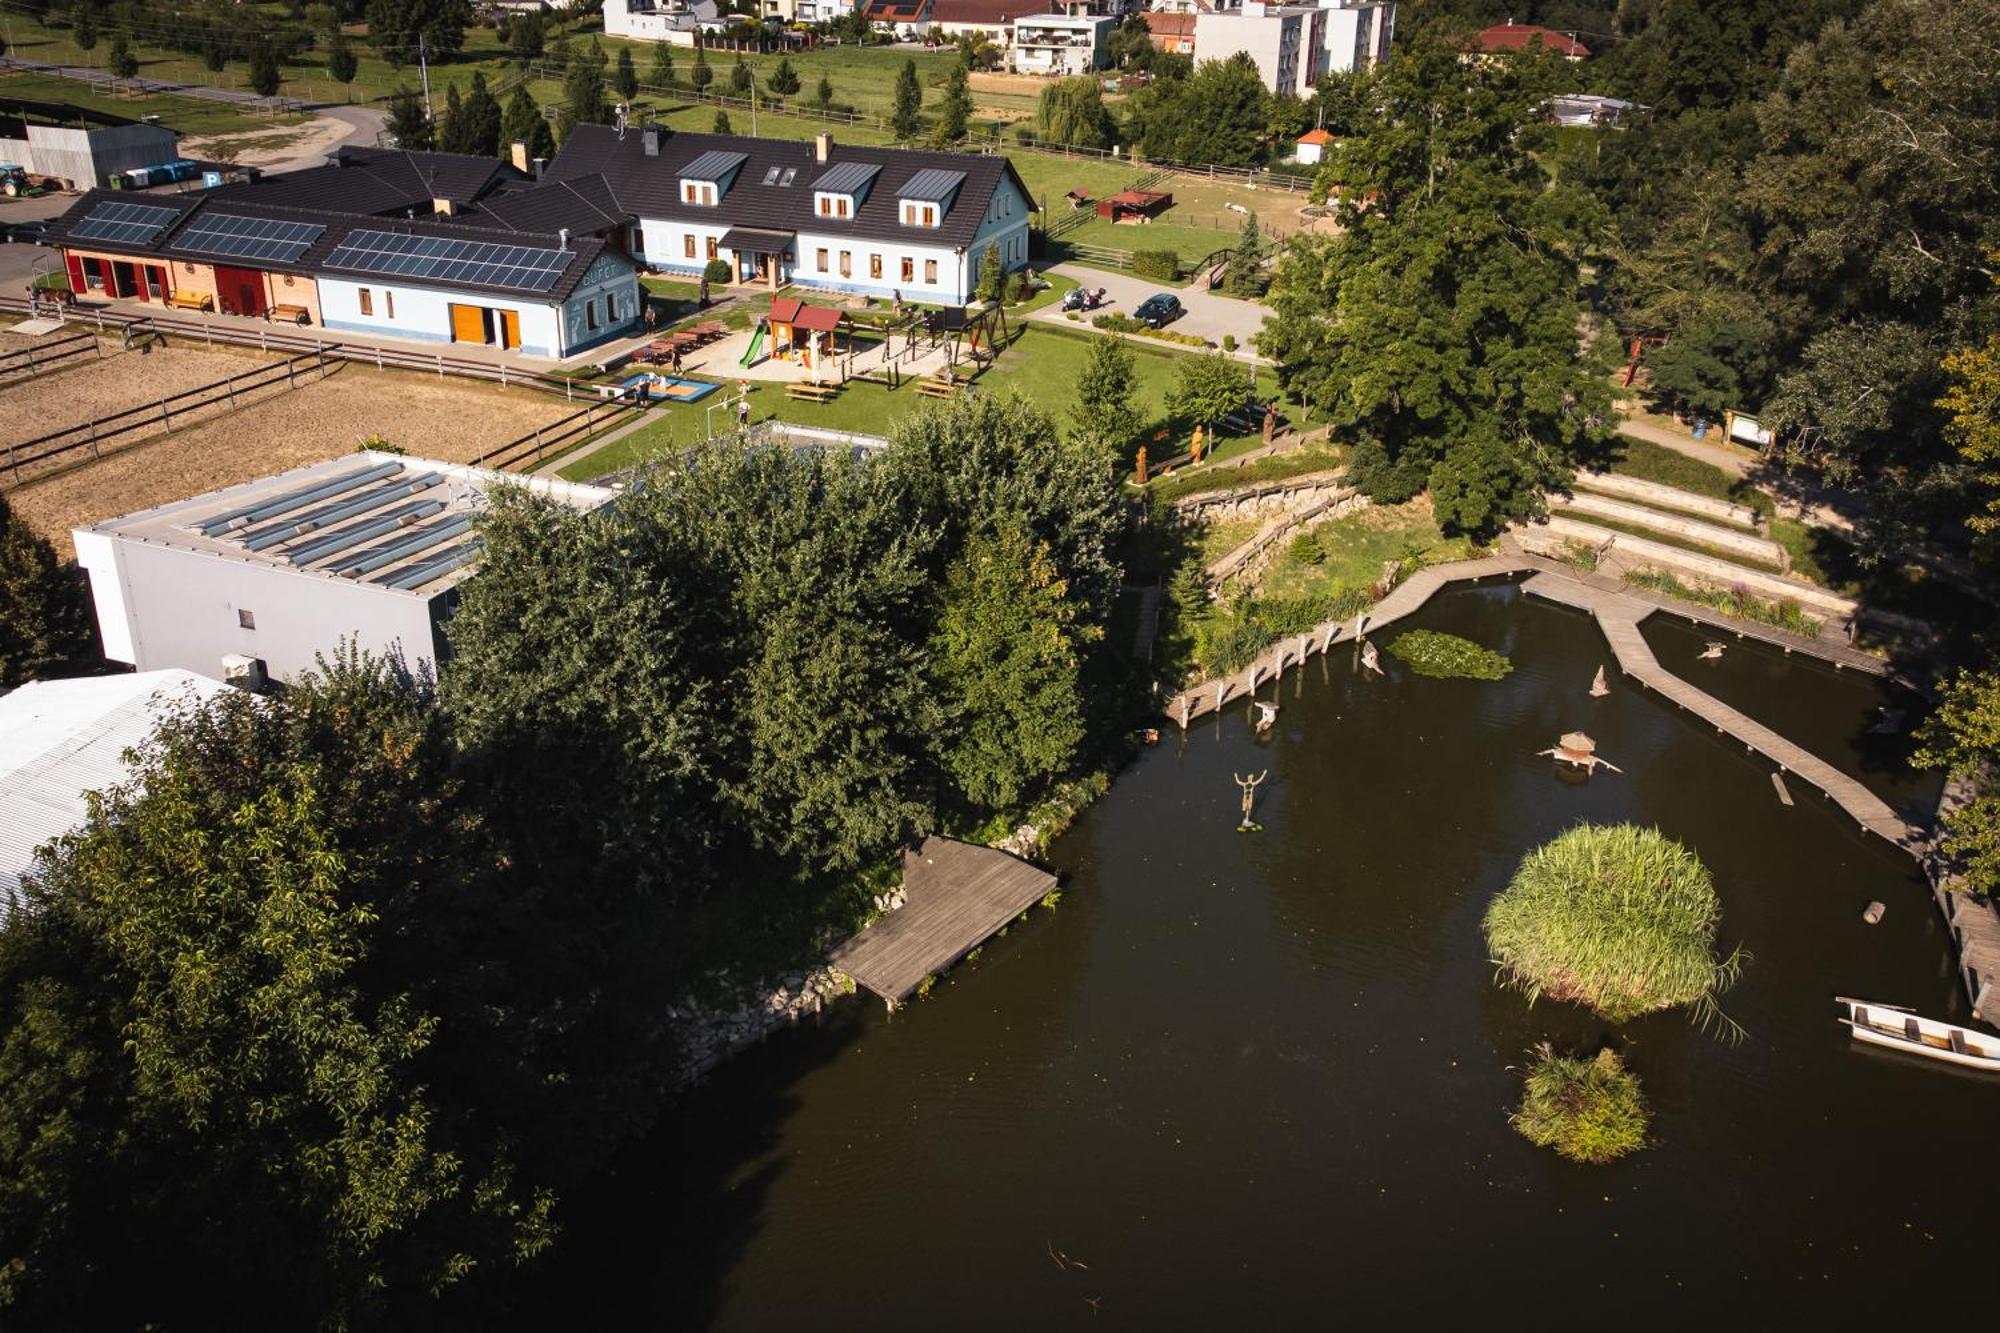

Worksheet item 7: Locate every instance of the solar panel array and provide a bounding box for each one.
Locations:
[899,169,967,203]
[320,229,570,294]
[68,200,182,247]
[174,213,326,265]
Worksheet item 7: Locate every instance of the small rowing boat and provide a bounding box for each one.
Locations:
[1835,997,2000,1072]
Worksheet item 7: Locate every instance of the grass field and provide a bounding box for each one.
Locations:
[558,321,1272,481]
[0,70,307,137]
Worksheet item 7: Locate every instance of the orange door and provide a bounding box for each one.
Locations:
[499,309,520,349]
[449,303,488,344]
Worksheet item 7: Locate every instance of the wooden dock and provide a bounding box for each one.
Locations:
[829,836,1056,1005]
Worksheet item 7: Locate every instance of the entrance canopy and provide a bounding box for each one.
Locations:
[720,227,794,255]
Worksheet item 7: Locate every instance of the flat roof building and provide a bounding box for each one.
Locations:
[1012,13,1116,75]
[0,669,228,912]
[0,96,182,189]
[73,453,615,685]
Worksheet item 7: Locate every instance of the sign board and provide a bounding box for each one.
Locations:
[1727,410,1773,447]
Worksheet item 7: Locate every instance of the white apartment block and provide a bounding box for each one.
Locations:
[1013,14,1116,75]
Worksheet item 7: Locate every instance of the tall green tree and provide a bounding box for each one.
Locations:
[1107,12,1152,68]
[105,33,137,78]
[1031,75,1115,148]
[689,45,712,90]
[649,39,674,88]
[1223,210,1265,297]
[557,38,608,137]
[929,522,1095,812]
[435,79,466,151]
[767,55,800,96]
[1131,55,1269,167]
[932,57,971,146]
[506,8,543,63]
[1914,668,2000,895]
[459,69,502,157]
[890,56,922,139]
[728,54,753,96]
[0,656,565,1326]
[1940,317,2000,564]
[0,495,93,688]
[365,0,471,65]
[385,84,431,149]
[1167,351,1251,434]
[1071,334,1140,456]
[1260,35,1611,536]
[975,239,1004,304]
[501,84,554,162]
[326,30,358,91]
[71,0,98,52]
[613,46,638,100]
[247,40,281,97]
[814,72,834,108]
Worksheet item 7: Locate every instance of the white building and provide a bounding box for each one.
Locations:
[0,670,228,912]
[602,0,725,46]
[542,126,1035,306]
[1193,0,1393,95]
[1012,14,1116,75]
[0,96,181,189]
[74,454,615,686]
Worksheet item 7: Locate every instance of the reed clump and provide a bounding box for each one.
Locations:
[1512,1044,1650,1165]
[1483,823,1742,1029]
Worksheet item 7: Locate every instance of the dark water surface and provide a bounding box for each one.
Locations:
[523,583,1991,1328]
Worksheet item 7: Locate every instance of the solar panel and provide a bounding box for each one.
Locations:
[194,462,405,537]
[377,539,482,590]
[329,515,473,579]
[812,162,880,196]
[237,473,442,551]
[283,499,447,566]
[68,199,182,247]
[681,150,748,182]
[321,228,570,294]
[174,213,326,265]
[899,169,966,203]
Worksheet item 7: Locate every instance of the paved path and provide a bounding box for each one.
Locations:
[1034,262,1267,363]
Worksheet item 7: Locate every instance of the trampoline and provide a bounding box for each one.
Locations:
[614,372,722,403]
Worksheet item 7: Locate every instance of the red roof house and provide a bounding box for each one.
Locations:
[1475,24,1590,58]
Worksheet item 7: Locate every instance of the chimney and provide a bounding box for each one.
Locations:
[643,124,661,157]
[814,132,833,164]
[559,227,570,251]
[533,156,547,179]
[510,138,530,174]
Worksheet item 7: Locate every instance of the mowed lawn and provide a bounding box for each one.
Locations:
[0,70,306,137]
[557,322,1277,481]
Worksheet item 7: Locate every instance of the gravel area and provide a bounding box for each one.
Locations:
[10,364,577,557]
[0,343,279,448]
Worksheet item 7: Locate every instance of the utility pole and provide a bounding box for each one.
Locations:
[418,32,433,124]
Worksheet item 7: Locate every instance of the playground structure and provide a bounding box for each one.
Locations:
[765,298,854,375]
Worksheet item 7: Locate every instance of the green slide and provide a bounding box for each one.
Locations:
[739,320,766,368]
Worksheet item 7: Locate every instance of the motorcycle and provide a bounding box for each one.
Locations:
[1061,286,1108,312]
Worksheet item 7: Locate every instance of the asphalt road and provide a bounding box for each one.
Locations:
[1032,261,1269,361]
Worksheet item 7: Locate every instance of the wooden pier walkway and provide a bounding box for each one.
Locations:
[1521,573,1920,846]
[1162,555,1535,727]
[829,837,1056,1005]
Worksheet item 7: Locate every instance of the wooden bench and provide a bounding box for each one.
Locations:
[269,303,311,325]
[167,290,213,313]
[914,378,962,399]
[786,382,840,403]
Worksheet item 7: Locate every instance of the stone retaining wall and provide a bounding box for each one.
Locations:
[1527,516,1858,617]
[1551,492,1785,564]
[1572,471,1760,529]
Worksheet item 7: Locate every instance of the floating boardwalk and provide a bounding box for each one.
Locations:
[830,836,1056,1006]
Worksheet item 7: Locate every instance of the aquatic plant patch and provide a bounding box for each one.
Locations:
[1511,1044,1650,1165]
[1483,823,1743,1030]
[1386,630,1513,680]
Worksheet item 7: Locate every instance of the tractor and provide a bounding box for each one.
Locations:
[0,164,44,198]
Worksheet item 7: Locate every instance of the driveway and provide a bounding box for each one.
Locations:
[1034,262,1269,362]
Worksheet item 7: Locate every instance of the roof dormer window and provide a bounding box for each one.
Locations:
[683,180,718,207]
[900,201,940,228]
[898,168,966,229]
[678,149,748,209]
[816,193,854,219]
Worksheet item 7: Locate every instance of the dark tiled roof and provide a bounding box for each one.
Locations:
[862,0,929,19]
[542,124,1034,253]
[47,187,619,305]
[475,175,633,236]
[211,147,525,216]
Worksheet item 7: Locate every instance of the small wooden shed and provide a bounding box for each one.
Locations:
[1097,189,1174,223]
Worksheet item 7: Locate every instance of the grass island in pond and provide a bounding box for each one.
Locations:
[1483,823,1744,1028]
[1385,629,1513,680]
[1512,1044,1651,1165]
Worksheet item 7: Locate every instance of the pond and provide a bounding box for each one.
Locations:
[512,581,1989,1328]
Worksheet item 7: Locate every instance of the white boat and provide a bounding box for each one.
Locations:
[1835,997,2000,1072]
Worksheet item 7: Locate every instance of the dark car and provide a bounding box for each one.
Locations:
[1135,292,1183,328]
[1,221,48,245]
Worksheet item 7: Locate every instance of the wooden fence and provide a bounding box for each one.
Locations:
[468,397,639,473]
[0,327,99,379]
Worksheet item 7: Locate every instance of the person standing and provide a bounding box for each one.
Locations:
[699,276,710,308]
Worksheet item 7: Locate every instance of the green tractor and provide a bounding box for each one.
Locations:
[0,164,44,198]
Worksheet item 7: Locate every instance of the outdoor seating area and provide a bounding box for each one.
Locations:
[631,321,729,366]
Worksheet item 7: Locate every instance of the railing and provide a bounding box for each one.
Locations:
[468,397,639,472]
[4,349,331,487]
[0,327,99,379]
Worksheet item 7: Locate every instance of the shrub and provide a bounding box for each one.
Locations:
[1385,629,1512,680]
[1131,249,1181,282]
[1483,824,1743,1030]
[702,258,733,286]
[1009,271,1037,303]
[1288,529,1326,565]
[1512,1044,1650,1165]
[1221,333,1238,353]
[1620,567,1823,638]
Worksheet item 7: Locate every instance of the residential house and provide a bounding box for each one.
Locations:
[1473,23,1588,60]
[1013,13,1116,74]
[860,0,932,34]
[538,125,1035,305]
[603,0,727,46]
[1140,10,1197,54]
[1293,126,1333,164]
[927,0,1039,43]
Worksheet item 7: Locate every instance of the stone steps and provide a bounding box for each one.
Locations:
[1549,491,1786,566]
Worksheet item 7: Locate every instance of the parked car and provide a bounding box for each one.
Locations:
[1,221,49,245]
[1135,292,1183,328]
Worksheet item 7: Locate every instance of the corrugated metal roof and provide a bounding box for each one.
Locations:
[680,149,749,182]
[810,161,882,196]
[0,670,229,911]
[899,168,967,203]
